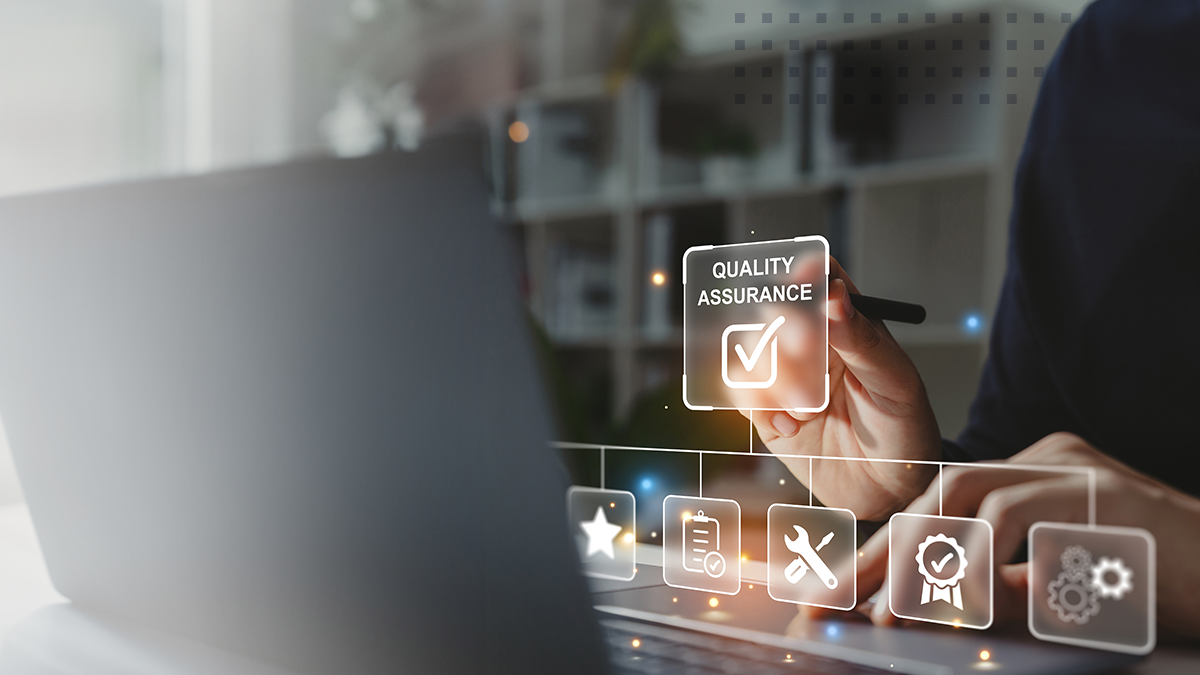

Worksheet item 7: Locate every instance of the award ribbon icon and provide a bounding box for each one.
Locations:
[916,533,968,610]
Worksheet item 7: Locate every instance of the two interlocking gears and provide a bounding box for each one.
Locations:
[1047,544,1133,624]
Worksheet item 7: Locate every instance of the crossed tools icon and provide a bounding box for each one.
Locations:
[783,525,838,589]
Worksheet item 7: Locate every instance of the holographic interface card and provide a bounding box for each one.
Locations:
[1028,522,1155,654]
[683,237,829,412]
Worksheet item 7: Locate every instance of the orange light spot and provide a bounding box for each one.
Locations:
[631,638,641,648]
[672,597,678,602]
[651,271,666,286]
[508,121,529,143]
[979,650,990,661]
[708,597,719,608]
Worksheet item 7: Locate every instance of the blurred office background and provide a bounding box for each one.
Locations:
[0,0,1090,513]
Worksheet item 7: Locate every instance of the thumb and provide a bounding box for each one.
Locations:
[827,278,924,410]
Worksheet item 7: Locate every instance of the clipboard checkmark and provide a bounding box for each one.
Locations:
[733,315,786,372]
[930,551,955,574]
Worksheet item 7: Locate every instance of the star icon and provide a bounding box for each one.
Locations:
[580,506,623,559]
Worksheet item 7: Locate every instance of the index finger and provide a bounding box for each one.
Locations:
[828,256,862,295]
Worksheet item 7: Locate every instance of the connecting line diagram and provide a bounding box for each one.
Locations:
[556,441,1098,529]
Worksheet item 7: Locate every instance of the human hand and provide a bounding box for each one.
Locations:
[841,433,1200,638]
[740,258,941,520]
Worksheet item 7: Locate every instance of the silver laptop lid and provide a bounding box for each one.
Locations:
[0,138,607,675]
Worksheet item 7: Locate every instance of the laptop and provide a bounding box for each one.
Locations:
[0,136,1137,674]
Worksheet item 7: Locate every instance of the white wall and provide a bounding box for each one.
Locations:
[0,0,297,504]
[0,0,165,197]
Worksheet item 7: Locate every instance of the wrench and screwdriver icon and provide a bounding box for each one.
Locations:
[783,526,838,589]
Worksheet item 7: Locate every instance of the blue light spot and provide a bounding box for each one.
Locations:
[825,623,840,638]
[640,478,653,490]
[962,312,984,334]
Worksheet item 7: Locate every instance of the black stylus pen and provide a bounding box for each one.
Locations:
[848,293,926,324]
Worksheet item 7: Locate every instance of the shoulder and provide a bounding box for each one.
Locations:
[1028,0,1200,147]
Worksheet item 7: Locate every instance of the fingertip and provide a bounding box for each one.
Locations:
[1000,562,1030,590]
[770,412,799,437]
[750,410,779,443]
[829,278,855,321]
[871,603,896,626]
[786,410,819,423]
[869,588,894,625]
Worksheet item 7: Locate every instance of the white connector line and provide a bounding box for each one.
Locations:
[698,453,703,498]
[808,456,813,507]
[1089,468,1096,529]
[556,441,1099,527]
[600,446,605,490]
[938,463,944,517]
[749,413,754,453]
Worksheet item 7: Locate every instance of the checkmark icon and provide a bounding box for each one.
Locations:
[733,315,786,371]
[722,316,786,390]
[930,551,955,574]
[701,550,727,578]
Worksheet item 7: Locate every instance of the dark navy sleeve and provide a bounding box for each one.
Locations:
[946,0,1200,496]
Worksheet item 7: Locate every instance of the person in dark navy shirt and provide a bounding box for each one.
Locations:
[747,0,1200,634]
[946,0,1200,496]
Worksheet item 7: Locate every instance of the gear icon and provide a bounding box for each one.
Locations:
[1090,556,1133,600]
[1060,545,1093,581]
[1048,572,1100,624]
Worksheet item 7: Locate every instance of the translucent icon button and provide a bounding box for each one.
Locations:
[662,495,741,595]
[1029,522,1155,654]
[888,513,993,629]
[767,504,856,610]
[567,487,636,581]
[683,237,829,413]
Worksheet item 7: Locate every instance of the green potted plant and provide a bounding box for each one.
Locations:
[608,0,684,90]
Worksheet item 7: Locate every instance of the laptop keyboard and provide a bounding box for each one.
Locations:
[601,618,898,675]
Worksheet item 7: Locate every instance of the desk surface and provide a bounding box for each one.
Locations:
[0,504,1195,673]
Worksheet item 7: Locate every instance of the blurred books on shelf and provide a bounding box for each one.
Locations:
[498,1,1080,437]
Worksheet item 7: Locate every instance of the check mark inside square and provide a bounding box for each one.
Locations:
[733,316,785,371]
[722,317,785,390]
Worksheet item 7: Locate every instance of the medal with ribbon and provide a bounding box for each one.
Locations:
[915,533,968,610]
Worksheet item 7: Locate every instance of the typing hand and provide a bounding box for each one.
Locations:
[834,433,1200,638]
[740,258,941,521]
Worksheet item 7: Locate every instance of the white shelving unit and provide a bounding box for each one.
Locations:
[497,1,1079,438]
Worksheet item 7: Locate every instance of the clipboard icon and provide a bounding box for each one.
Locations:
[683,510,723,576]
[664,496,741,593]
